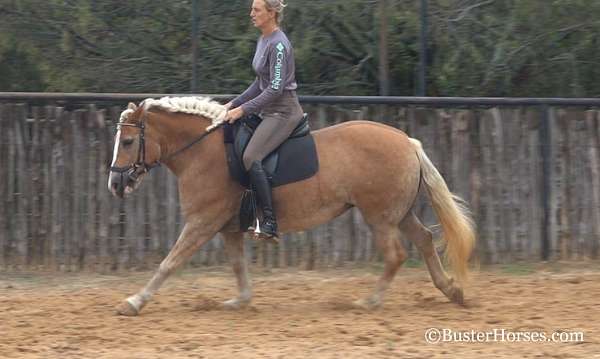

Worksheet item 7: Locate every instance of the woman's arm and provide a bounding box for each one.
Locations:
[231,78,261,108]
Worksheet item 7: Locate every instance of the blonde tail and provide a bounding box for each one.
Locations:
[409,138,476,282]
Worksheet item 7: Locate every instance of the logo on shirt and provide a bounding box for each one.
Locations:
[271,42,285,90]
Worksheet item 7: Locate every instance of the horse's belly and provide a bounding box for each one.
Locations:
[274,174,351,233]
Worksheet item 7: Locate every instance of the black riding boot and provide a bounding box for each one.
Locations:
[249,161,278,239]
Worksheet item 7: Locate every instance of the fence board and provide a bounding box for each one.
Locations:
[28,107,41,267]
[6,105,16,268]
[550,109,569,260]
[468,111,483,261]
[13,105,29,268]
[50,108,63,269]
[0,105,7,268]
[520,108,536,258]
[82,107,94,270]
[569,110,587,259]
[40,107,53,268]
[71,110,85,269]
[95,109,109,272]
[135,181,148,269]
[166,174,179,250]
[146,171,162,266]
[479,109,499,262]
[564,110,577,259]
[511,109,525,259]
[304,230,315,270]
[500,109,518,260]
[587,111,600,258]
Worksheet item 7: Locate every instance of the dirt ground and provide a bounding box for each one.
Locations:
[1,262,599,358]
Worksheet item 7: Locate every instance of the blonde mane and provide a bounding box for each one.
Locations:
[133,96,228,128]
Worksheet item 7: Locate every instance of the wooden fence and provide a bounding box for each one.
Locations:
[1,100,599,271]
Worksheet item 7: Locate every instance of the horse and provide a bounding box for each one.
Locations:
[108,97,476,316]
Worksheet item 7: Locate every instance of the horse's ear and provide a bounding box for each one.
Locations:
[127,102,138,111]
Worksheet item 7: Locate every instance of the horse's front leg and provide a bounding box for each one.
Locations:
[116,222,215,316]
[222,232,252,309]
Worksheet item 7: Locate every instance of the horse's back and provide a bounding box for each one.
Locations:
[312,120,417,169]
[314,120,409,138]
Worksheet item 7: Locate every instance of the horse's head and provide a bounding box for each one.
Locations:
[108,102,161,198]
[108,96,228,198]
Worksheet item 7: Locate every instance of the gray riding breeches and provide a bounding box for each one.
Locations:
[242,91,304,171]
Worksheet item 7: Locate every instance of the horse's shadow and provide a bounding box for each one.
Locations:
[179,295,470,314]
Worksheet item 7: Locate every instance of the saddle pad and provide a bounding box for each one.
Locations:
[223,119,319,188]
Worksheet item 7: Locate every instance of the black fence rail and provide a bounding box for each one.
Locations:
[2,92,600,107]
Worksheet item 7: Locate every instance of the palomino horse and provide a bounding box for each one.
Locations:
[108,97,475,316]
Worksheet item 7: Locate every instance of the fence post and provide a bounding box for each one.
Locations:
[539,105,551,260]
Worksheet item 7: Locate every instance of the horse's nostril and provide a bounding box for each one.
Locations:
[111,181,121,193]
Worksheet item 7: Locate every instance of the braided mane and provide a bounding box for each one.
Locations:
[142,96,227,126]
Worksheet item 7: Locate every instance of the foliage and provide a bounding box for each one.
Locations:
[0,0,598,96]
[430,0,600,97]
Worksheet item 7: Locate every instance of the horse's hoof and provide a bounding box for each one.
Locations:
[352,298,381,310]
[446,286,464,305]
[222,298,250,310]
[116,300,139,316]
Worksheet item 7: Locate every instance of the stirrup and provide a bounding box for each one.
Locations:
[252,219,279,243]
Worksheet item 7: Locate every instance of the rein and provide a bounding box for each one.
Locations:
[110,118,224,179]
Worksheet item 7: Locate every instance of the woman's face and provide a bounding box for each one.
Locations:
[251,0,275,29]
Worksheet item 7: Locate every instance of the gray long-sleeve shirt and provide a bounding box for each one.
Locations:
[231,29,298,115]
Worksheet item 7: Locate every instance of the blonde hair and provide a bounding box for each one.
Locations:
[263,0,287,24]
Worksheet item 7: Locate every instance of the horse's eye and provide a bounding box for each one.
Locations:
[122,138,134,147]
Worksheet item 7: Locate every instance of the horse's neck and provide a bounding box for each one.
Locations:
[152,112,222,178]
[152,112,237,220]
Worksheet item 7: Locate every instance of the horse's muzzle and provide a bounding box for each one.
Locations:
[108,170,138,198]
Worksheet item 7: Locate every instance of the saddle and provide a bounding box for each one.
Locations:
[223,113,319,188]
[223,113,319,232]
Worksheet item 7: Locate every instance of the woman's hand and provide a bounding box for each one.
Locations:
[223,102,233,110]
[225,107,245,124]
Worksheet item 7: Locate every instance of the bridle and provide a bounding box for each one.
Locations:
[110,116,224,182]
[109,121,156,182]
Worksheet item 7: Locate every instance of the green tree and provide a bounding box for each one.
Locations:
[0,0,598,97]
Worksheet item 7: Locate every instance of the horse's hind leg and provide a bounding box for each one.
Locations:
[399,212,464,304]
[354,223,407,310]
[222,232,252,309]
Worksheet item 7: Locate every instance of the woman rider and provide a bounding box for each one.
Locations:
[224,0,303,240]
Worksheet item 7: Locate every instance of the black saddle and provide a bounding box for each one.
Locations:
[223,113,319,188]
